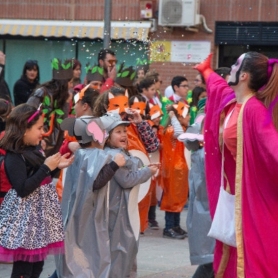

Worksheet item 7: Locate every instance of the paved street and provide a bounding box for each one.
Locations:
[0,208,197,278]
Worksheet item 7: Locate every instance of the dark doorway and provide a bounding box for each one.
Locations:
[218,45,278,68]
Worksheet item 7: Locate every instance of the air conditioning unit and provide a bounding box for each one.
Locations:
[158,0,200,27]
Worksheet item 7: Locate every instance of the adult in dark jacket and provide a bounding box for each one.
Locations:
[0,51,12,102]
[13,60,40,106]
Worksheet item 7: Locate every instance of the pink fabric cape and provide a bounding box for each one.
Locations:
[204,72,237,277]
[241,97,278,277]
[205,72,278,277]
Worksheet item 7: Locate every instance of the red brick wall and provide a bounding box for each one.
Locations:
[0,0,277,92]
[0,0,143,20]
[2,0,276,24]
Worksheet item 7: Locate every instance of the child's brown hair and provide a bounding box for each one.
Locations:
[0,99,12,122]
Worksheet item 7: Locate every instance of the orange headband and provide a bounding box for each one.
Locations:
[149,103,163,120]
[74,84,90,103]
[173,102,189,118]
[107,93,129,114]
[131,97,146,115]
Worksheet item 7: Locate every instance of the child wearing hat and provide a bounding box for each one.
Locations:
[55,114,126,278]
[104,112,159,278]
[55,85,100,200]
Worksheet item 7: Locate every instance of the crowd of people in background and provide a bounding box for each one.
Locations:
[0,47,277,278]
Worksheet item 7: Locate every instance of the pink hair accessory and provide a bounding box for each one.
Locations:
[267,59,278,80]
[264,59,278,125]
[27,103,42,123]
[264,94,278,126]
[259,58,278,93]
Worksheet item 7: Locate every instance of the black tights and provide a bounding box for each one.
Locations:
[11,260,44,278]
[192,263,214,278]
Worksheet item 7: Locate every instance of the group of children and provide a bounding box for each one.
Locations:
[0,101,159,278]
[5,49,278,278]
[0,56,202,277]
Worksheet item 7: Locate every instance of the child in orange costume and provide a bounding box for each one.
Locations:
[146,103,164,230]
[129,95,160,233]
[159,102,190,239]
[93,88,160,234]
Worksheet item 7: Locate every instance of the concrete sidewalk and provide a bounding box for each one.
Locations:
[0,208,198,277]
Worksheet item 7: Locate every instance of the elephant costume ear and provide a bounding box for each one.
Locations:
[86,119,106,144]
[61,116,96,144]
[178,113,205,151]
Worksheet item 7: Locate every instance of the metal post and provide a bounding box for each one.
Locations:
[103,0,112,48]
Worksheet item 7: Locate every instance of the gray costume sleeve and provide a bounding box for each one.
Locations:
[171,115,184,138]
[113,166,152,189]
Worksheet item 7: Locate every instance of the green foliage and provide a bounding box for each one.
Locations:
[42,109,49,115]
[162,96,173,105]
[51,58,72,70]
[43,95,51,106]
[51,58,59,70]
[85,64,91,73]
[136,58,150,65]
[130,71,136,80]
[62,62,72,69]
[97,67,103,75]
[191,106,198,112]
[121,71,129,77]
[85,65,104,76]
[41,95,65,128]
[71,106,76,115]
[55,109,64,116]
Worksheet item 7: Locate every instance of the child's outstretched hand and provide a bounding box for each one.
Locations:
[168,111,175,118]
[68,142,81,153]
[114,153,126,167]
[126,108,143,124]
[44,153,61,171]
[165,104,173,113]
[194,53,213,80]
[148,164,159,176]
[58,153,75,169]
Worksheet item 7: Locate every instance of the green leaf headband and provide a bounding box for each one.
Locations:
[51,58,73,70]
[85,64,104,75]
[136,58,151,66]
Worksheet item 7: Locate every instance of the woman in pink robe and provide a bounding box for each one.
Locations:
[194,52,278,278]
